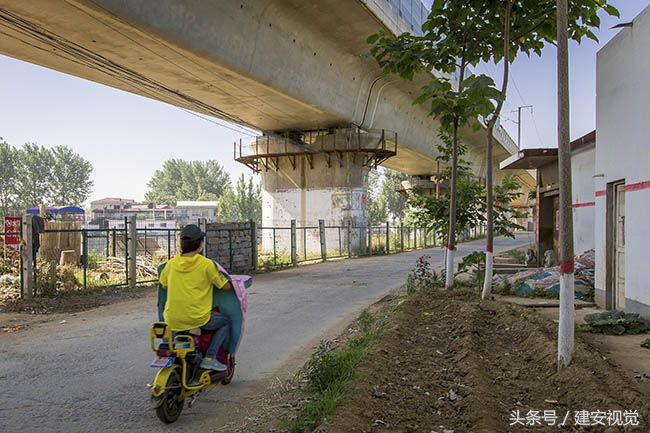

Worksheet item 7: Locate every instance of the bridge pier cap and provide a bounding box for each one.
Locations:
[235,126,396,228]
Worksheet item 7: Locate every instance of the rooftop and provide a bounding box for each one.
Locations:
[176,201,219,207]
[500,131,596,170]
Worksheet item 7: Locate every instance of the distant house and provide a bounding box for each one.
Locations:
[175,201,219,226]
[89,197,136,214]
[89,197,174,229]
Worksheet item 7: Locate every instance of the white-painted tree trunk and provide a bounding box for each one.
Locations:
[445,247,455,288]
[482,0,511,300]
[557,272,575,368]
[481,251,493,299]
[556,0,575,369]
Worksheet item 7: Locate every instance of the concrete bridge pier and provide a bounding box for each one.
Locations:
[236,127,397,257]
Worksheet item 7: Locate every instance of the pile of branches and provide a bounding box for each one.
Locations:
[579,311,650,335]
[0,238,20,276]
[97,256,158,279]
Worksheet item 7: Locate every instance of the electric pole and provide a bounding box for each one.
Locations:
[511,105,533,148]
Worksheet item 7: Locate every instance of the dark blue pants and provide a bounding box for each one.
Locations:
[201,312,230,359]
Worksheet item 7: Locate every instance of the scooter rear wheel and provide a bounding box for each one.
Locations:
[156,370,185,423]
[221,355,235,385]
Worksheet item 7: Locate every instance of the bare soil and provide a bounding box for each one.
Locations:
[322,290,649,433]
[0,283,154,315]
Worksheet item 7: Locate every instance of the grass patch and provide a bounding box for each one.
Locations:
[283,308,384,433]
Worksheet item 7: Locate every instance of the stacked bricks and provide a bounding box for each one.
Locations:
[205,221,255,274]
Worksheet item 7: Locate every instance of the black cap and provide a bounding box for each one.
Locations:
[180,224,205,241]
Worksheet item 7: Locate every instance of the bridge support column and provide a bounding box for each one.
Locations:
[260,149,369,258]
[236,127,397,258]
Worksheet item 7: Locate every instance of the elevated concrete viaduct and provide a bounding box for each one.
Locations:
[0,0,533,236]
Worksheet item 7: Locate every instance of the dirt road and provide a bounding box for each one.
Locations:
[0,235,531,433]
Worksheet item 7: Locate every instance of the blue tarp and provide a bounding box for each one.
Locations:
[26,206,84,215]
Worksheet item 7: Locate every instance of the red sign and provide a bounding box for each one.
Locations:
[4,216,21,246]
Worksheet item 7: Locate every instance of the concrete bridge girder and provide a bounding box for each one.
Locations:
[0,0,535,221]
[0,0,494,174]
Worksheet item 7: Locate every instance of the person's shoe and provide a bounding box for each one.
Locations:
[200,357,227,371]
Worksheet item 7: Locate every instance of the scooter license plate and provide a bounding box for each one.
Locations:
[150,356,175,368]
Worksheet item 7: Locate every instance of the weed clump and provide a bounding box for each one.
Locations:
[285,309,383,433]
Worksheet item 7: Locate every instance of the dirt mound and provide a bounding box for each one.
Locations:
[323,291,648,432]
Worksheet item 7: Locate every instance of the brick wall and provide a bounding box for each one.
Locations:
[205,221,256,274]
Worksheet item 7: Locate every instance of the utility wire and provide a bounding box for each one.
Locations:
[0,7,387,171]
[74,1,273,136]
[180,109,258,137]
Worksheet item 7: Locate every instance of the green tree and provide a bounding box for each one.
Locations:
[405,174,525,243]
[493,175,527,237]
[366,169,387,224]
[380,169,409,222]
[369,2,501,287]
[0,140,18,216]
[405,153,485,242]
[16,143,54,209]
[0,141,94,212]
[218,175,262,223]
[370,0,617,288]
[481,0,619,300]
[49,145,93,205]
[145,160,231,205]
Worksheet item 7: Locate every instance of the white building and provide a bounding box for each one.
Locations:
[175,201,219,226]
[104,219,176,230]
[499,131,596,261]
[595,5,650,317]
[89,197,174,227]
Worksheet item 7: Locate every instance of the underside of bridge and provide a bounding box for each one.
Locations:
[0,0,534,234]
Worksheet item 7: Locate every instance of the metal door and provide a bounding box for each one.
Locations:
[614,183,625,309]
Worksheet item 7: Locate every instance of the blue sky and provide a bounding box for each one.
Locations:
[0,0,647,204]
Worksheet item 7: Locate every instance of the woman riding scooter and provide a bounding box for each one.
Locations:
[159,224,232,371]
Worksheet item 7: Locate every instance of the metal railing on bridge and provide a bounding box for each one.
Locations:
[386,0,430,35]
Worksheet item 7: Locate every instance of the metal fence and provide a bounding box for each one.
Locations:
[256,221,487,269]
[3,217,487,298]
[0,217,181,298]
[35,226,130,293]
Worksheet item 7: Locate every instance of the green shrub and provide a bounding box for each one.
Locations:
[456,250,485,288]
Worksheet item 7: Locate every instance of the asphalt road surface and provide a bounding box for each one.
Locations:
[0,234,532,433]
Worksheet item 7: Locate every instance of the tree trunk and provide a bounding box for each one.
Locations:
[445,117,460,289]
[556,0,575,369]
[481,131,495,297]
[482,0,512,300]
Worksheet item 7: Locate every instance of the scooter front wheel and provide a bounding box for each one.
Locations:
[155,370,185,423]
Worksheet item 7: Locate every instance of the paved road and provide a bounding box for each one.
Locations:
[0,234,532,433]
